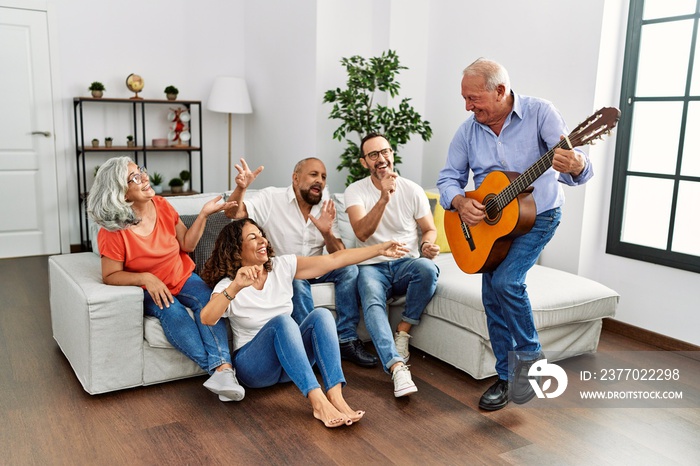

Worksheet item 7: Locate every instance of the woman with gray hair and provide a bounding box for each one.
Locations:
[87,156,244,402]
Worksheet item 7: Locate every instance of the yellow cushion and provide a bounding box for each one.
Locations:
[424,190,451,253]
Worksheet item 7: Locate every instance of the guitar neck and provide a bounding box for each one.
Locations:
[480,107,620,217]
[491,138,570,212]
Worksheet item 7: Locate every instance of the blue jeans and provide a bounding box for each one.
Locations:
[143,273,231,374]
[233,308,346,396]
[291,265,361,343]
[482,208,562,380]
[357,257,440,373]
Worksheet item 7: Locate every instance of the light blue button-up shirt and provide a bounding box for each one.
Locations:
[437,93,593,214]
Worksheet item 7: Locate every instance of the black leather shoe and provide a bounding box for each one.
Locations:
[510,352,545,405]
[478,378,509,411]
[340,339,379,368]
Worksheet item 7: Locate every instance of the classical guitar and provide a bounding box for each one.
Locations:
[444,107,620,274]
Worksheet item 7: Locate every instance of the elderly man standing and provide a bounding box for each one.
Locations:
[437,58,593,411]
[225,157,378,368]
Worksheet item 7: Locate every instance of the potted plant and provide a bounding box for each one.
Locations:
[89,81,105,98]
[164,85,179,101]
[168,177,184,193]
[150,172,163,194]
[104,137,113,148]
[91,138,99,148]
[126,135,135,147]
[323,49,432,186]
[179,169,191,191]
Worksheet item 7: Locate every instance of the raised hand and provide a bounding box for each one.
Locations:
[234,158,264,189]
[201,195,237,217]
[308,200,336,236]
[233,264,264,290]
[380,171,398,199]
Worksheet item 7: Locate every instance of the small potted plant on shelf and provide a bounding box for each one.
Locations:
[104,137,113,148]
[91,138,99,148]
[164,85,179,101]
[89,81,105,98]
[179,169,191,191]
[126,135,135,147]
[150,172,163,194]
[168,177,184,193]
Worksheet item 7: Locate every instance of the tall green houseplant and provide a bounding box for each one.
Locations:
[323,49,432,186]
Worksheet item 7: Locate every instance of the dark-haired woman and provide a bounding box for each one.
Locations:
[200,218,407,428]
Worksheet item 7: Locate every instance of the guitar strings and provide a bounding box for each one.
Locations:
[484,138,569,218]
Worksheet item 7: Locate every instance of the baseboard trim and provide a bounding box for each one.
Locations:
[603,318,700,352]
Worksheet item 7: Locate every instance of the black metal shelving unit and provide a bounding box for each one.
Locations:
[73,97,204,250]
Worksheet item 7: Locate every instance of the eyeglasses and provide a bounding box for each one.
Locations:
[127,166,148,185]
[363,147,393,161]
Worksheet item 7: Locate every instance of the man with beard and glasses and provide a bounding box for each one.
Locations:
[224,157,379,368]
[344,133,440,397]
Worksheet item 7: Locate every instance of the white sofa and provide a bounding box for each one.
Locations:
[49,191,619,394]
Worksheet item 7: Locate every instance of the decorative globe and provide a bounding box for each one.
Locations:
[126,73,144,99]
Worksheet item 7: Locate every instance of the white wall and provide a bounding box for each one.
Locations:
[315,0,386,192]
[420,0,606,274]
[43,0,699,345]
[243,0,319,189]
[52,0,246,245]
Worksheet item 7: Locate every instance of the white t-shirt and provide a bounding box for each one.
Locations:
[344,176,431,264]
[245,186,340,256]
[213,255,296,350]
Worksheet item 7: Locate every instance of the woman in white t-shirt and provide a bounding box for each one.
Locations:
[200,218,407,428]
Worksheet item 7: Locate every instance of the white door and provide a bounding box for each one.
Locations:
[0,7,60,258]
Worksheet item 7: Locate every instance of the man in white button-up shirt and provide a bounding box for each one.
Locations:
[225,158,379,368]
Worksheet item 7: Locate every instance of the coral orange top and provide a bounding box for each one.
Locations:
[98,196,195,295]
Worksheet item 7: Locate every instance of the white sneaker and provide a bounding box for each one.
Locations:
[392,364,418,398]
[394,331,412,362]
[203,368,245,401]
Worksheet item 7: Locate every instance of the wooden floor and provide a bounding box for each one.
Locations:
[1,255,699,465]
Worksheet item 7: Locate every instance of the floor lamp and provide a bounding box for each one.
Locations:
[206,77,253,190]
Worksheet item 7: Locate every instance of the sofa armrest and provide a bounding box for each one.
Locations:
[49,253,146,394]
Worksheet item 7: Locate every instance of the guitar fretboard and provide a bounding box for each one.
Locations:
[484,138,571,218]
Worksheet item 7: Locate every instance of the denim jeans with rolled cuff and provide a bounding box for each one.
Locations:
[357,257,439,373]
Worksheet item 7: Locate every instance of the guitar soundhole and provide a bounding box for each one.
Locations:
[483,194,501,226]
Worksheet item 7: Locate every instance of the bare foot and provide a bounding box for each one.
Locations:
[313,410,349,428]
[309,389,351,428]
[327,386,365,423]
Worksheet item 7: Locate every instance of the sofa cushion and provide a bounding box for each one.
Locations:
[424,190,451,253]
[425,254,619,341]
[180,211,231,275]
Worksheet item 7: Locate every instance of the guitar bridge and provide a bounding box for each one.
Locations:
[461,222,476,251]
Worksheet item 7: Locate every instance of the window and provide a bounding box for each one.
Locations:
[608,0,700,273]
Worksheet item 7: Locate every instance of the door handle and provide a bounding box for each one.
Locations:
[31,131,51,137]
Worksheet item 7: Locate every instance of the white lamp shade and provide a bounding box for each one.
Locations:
[207,76,253,114]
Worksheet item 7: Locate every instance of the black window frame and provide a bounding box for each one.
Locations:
[607,0,700,274]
